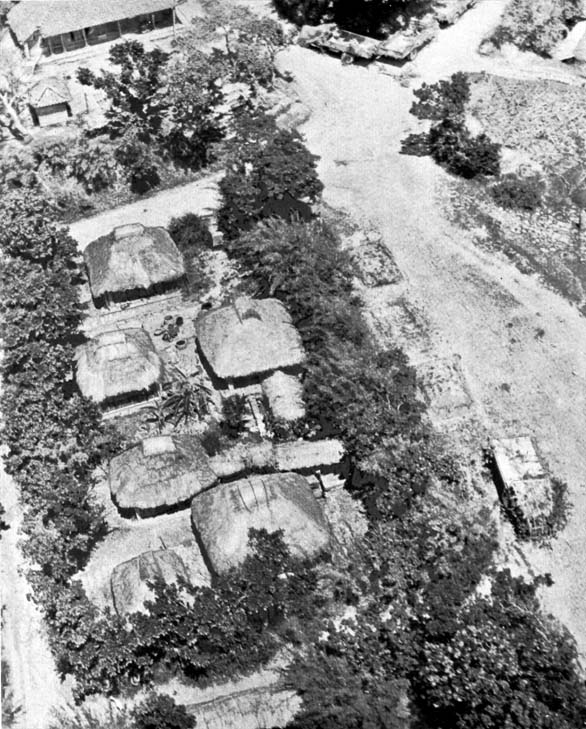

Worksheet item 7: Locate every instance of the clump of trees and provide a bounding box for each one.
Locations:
[404,73,501,178]
[273,0,433,36]
[218,112,322,239]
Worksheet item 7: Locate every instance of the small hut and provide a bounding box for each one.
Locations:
[83,223,185,308]
[195,297,305,383]
[208,438,345,481]
[262,370,305,422]
[273,438,345,474]
[492,436,553,537]
[191,472,331,574]
[75,328,164,408]
[110,435,217,514]
[28,76,72,127]
[110,544,210,615]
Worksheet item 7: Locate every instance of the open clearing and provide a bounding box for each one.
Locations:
[280,0,586,661]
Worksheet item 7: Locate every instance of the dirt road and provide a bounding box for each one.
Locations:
[280,4,586,660]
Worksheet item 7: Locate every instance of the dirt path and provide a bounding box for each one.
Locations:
[69,173,221,250]
[280,7,586,660]
[1,454,70,728]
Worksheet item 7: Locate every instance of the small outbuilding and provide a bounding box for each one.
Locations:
[110,435,218,514]
[84,223,185,308]
[111,544,210,615]
[76,328,164,408]
[28,76,72,127]
[261,370,305,423]
[191,472,331,574]
[553,20,586,62]
[195,297,305,383]
[492,436,553,538]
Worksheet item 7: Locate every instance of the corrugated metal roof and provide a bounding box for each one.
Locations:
[8,0,175,43]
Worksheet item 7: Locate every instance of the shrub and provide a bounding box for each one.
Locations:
[428,118,501,178]
[132,694,195,729]
[114,131,161,194]
[410,72,471,121]
[491,173,544,211]
[168,213,213,252]
[221,394,248,438]
[273,0,332,25]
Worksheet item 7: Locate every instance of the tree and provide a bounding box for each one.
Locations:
[132,694,195,729]
[333,0,433,36]
[77,41,169,141]
[0,48,31,141]
[183,2,286,90]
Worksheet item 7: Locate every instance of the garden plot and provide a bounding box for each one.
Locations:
[467,74,586,168]
[417,354,474,419]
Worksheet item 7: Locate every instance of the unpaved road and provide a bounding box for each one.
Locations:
[280,1,586,660]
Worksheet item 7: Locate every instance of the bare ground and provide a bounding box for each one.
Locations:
[279,3,586,661]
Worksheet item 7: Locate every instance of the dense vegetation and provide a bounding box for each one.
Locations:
[403,72,502,178]
[488,0,584,57]
[273,0,433,36]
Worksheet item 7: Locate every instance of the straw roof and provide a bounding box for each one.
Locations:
[76,328,164,404]
[28,77,71,108]
[84,223,184,301]
[262,371,305,422]
[191,472,331,573]
[111,544,210,615]
[111,548,187,615]
[493,437,552,521]
[274,439,345,472]
[208,438,344,480]
[8,0,175,43]
[196,297,305,380]
[110,435,217,512]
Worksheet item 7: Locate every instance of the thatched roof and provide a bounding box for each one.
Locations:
[84,223,184,300]
[110,435,217,512]
[262,371,305,422]
[191,472,330,573]
[8,0,176,43]
[493,437,552,521]
[111,548,187,615]
[76,328,164,404]
[28,76,71,108]
[196,297,305,380]
[208,438,344,480]
[274,439,345,472]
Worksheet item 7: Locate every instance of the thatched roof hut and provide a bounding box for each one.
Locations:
[195,297,305,381]
[75,328,164,406]
[191,472,331,573]
[262,370,305,422]
[274,439,345,473]
[553,21,586,61]
[110,435,218,513]
[208,439,344,480]
[84,223,185,306]
[111,547,191,615]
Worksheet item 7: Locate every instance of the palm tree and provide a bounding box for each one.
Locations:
[163,367,212,427]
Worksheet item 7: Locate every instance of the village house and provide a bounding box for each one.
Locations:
[75,328,165,410]
[84,223,185,309]
[27,76,72,127]
[195,296,306,423]
[6,0,180,59]
[110,434,218,515]
[191,472,331,574]
[110,544,210,615]
[492,436,553,538]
